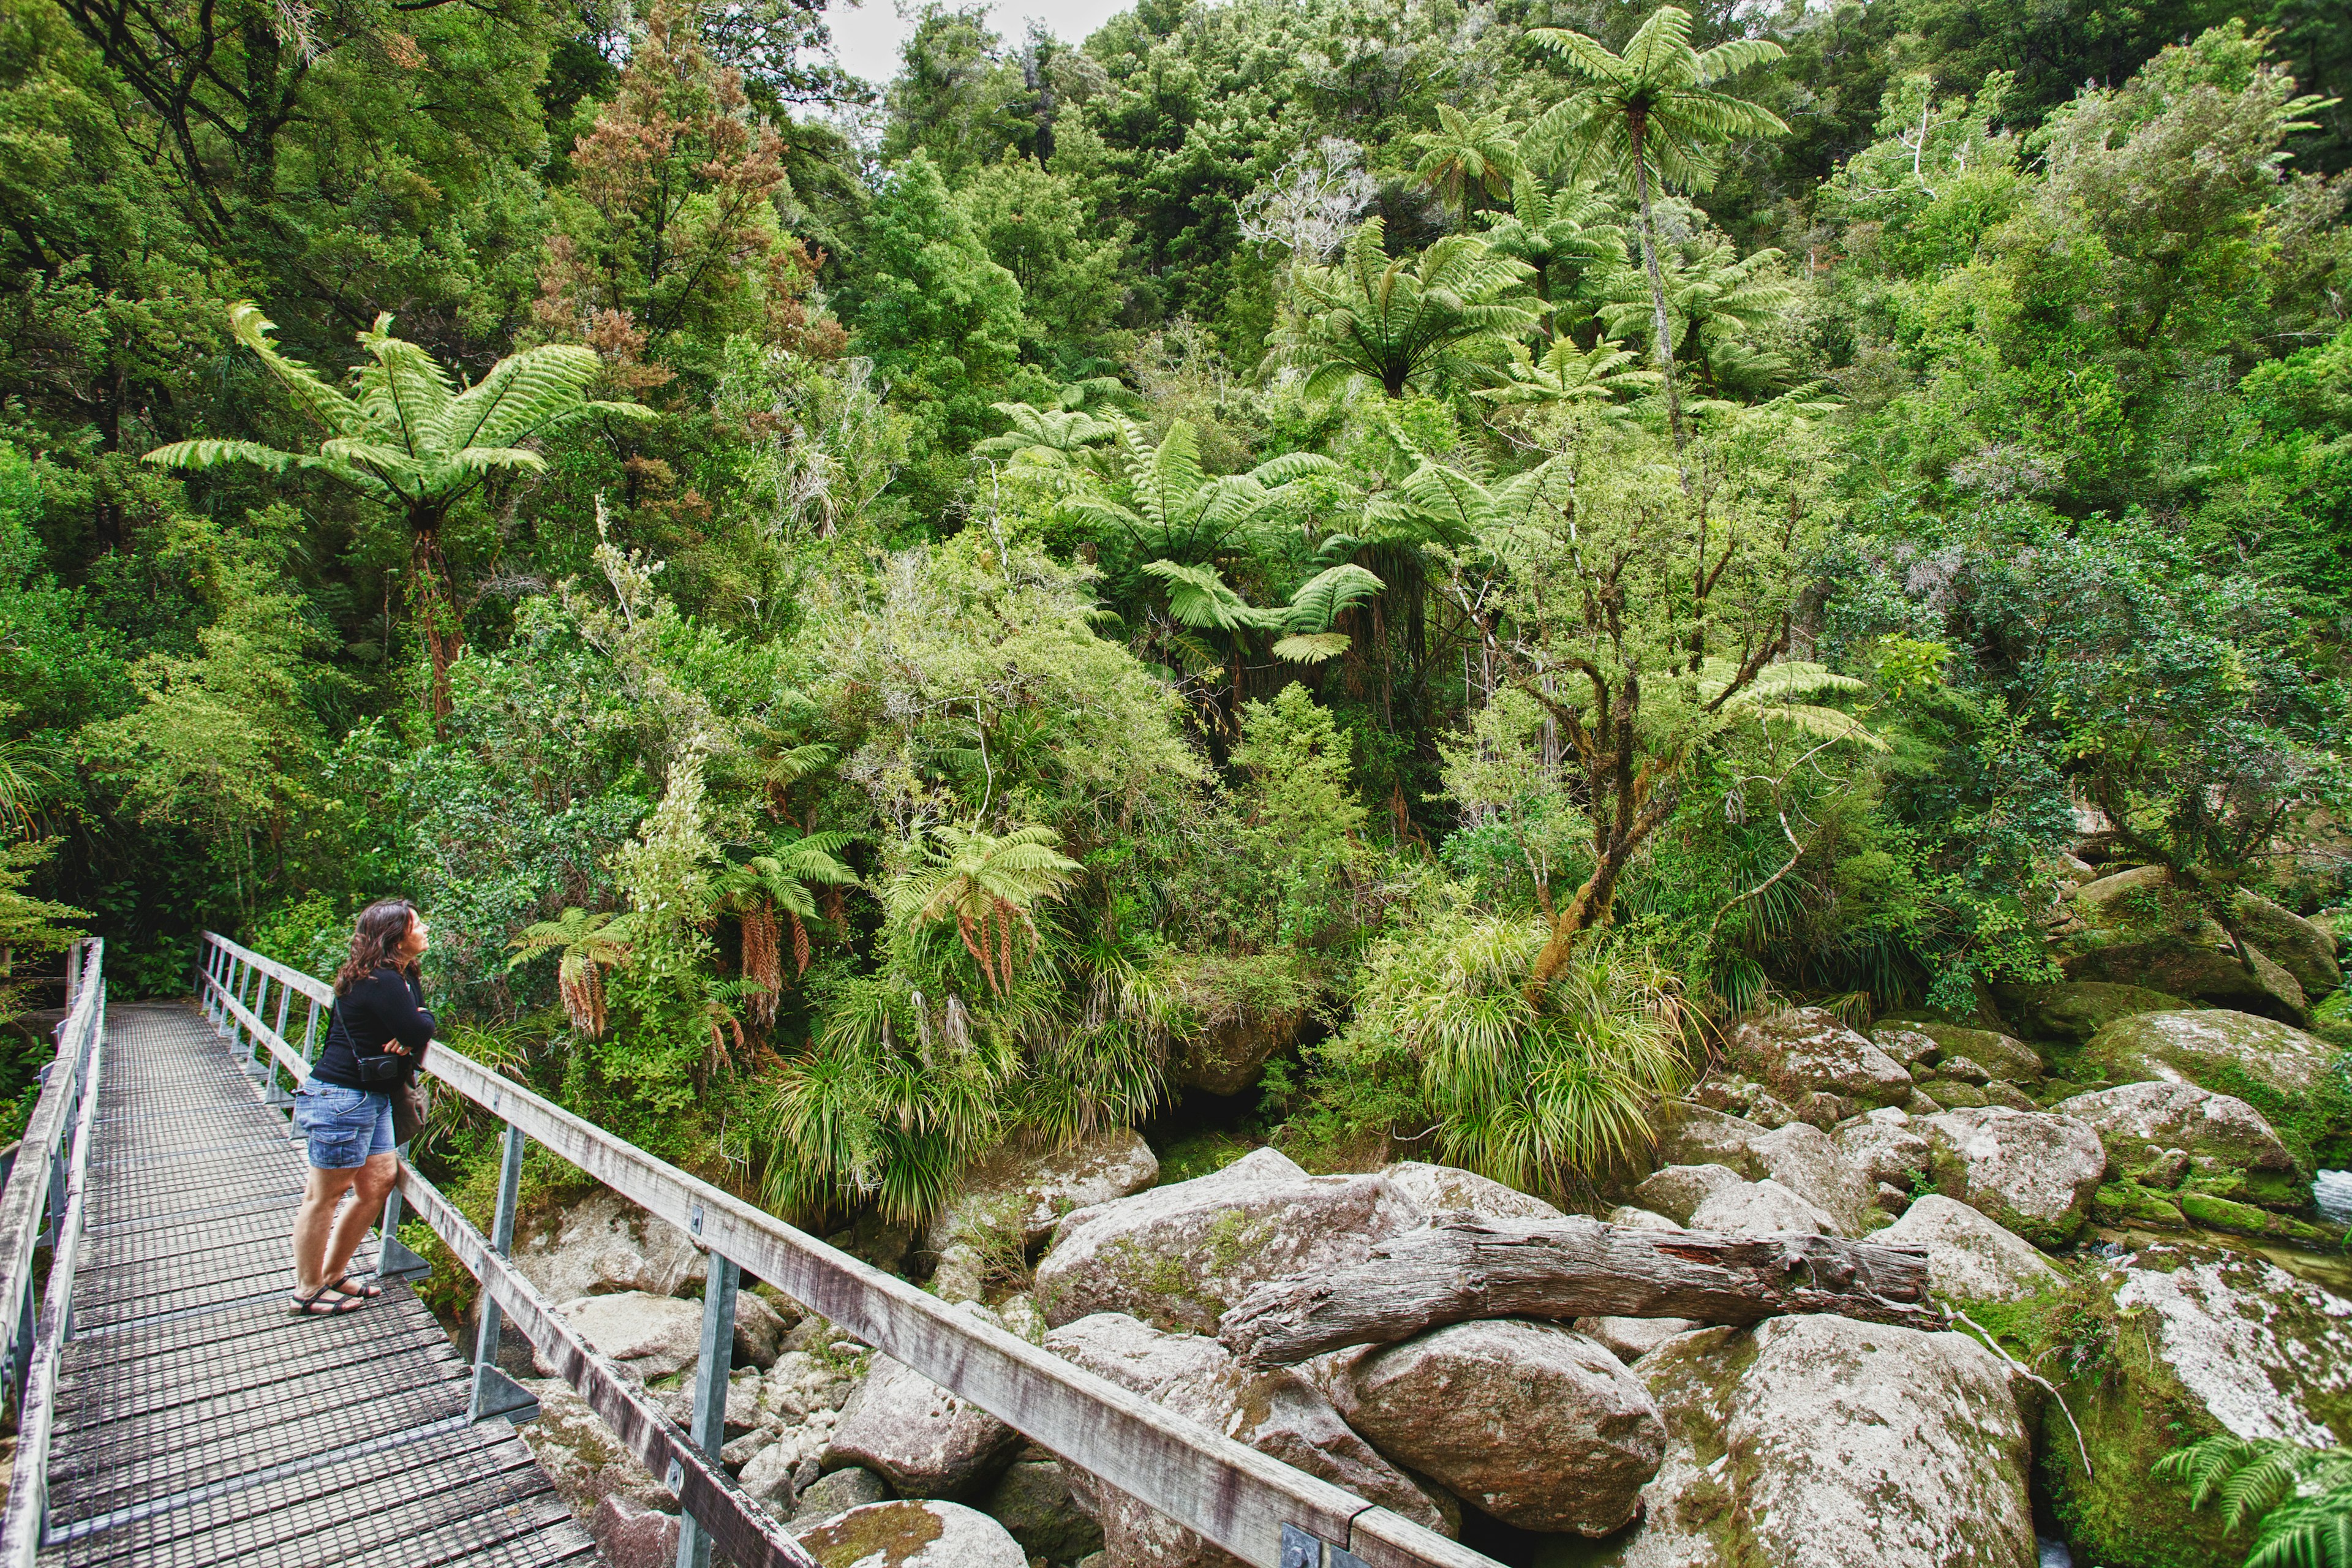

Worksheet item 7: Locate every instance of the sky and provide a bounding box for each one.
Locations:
[826,0,1137,86]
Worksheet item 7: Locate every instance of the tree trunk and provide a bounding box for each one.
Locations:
[1218,1213,1937,1366]
[413,521,462,734]
[1521,845,1628,999]
[1627,111,1689,459]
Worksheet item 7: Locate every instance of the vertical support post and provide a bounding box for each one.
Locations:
[468,1123,538,1423]
[263,982,294,1104]
[202,942,220,1025]
[63,943,81,1011]
[676,1251,740,1568]
[301,995,321,1063]
[376,1129,431,1283]
[241,973,271,1080]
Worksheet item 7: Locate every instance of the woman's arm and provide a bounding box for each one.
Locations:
[375,969,436,1056]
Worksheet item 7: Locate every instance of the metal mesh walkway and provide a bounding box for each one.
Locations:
[36,1002,600,1568]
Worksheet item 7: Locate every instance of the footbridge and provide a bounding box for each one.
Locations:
[0,935,1501,1568]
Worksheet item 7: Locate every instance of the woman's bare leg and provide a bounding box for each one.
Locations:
[293,1164,362,1295]
[322,1151,401,1286]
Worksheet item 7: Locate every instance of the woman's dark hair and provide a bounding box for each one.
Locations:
[335,899,418,994]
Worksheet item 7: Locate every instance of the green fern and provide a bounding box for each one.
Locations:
[2157,1435,2352,1568]
[1263,219,1539,399]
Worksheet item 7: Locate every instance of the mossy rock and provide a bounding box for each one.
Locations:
[2174,1191,2342,1246]
[1874,1018,2044,1080]
[1994,981,2204,1045]
[2091,1181,2186,1227]
[2234,892,2344,999]
[2043,1244,2352,1568]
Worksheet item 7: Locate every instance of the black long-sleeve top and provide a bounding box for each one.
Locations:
[312,965,434,1090]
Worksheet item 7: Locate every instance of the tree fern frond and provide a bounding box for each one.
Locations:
[1273,632,1354,663]
[145,439,323,475]
[1283,563,1386,632]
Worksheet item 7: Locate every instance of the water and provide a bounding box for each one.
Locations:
[2316,1170,2352,1228]
[2039,1536,2074,1568]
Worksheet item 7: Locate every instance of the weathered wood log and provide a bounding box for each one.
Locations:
[1218,1213,1941,1366]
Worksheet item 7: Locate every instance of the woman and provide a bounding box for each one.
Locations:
[288,898,434,1316]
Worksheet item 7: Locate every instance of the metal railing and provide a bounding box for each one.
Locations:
[197,931,1498,1568]
[0,939,105,1566]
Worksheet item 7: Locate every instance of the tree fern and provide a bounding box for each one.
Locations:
[2157,1435,2352,1568]
[146,304,653,723]
[1264,219,1538,399]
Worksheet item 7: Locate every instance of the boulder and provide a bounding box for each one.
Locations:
[1877,1196,2064,1304]
[1045,1312,1448,1568]
[734,1293,791,1369]
[1569,1316,2034,1568]
[792,1466,891,1523]
[1379,1161,1564,1221]
[793,1499,1027,1567]
[1747,1122,1880,1236]
[1917,1107,2107,1246]
[925,1129,1162,1256]
[1832,1112,1931,1190]
[1920,1078,1988,1108]
[2053,869,2311,1022]
[823,1305,1023,1499]
[2049,1243,2352,1568]
[1648,1102,1767,1177]
[2053,1081,2301,1205]
[1605,1205,1683,1231]
[1981,1081,2038,1112]
[538,1291,705,1379]
[2083,1009,2342,1099]
[1868,1025,1939,1066]
[1574,1316,1704,1365]
[1171,1001,1308,1096]
[981,1459,1103,1564]
[1331,1319,1666,1536]
[1631,1164,1744,1226]
[2235,891,2344,998]
[1725,1009,1914,1108]
[1686,1074,1803,1129]
[1873,1021,2043,1082]
[1992,980,2201,1045]
[1033,1148,1422,1332]
[738,1441,804,1514]
[1687,1178,1835,1236]
[590,1495,680,1568]
[512,1377,671,1517]
[516,1189,707,1303]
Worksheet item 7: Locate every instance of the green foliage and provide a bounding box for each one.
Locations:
[2158,1435,2352,1568]
[1333,899,1691,1193]
[1266,221,1539,398]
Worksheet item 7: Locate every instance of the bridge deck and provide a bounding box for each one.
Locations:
[36,1001,598,1567]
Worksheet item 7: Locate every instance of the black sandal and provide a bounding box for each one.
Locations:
[330,1275,383,1298]
[290,1286,366,1317]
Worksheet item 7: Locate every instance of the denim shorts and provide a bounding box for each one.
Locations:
[292,1081,395,1170]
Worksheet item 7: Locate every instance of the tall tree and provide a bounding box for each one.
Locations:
[1526,7,1787,451]
[145,306,651,725]
[533,0,830,392]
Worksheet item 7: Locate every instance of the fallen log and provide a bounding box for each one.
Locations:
[1218,1213,1941,1366]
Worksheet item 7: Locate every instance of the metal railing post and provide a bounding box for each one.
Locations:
[468,1123,538,1423]
[263,982,294,1104]
[676,1247,740,1568]
[63,943,81,1011]
[241,972,271,1080]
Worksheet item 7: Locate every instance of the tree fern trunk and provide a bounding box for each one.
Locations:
[1629,111,1689,459]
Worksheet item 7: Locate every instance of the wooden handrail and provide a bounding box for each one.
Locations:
[198,932,1498,1568]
